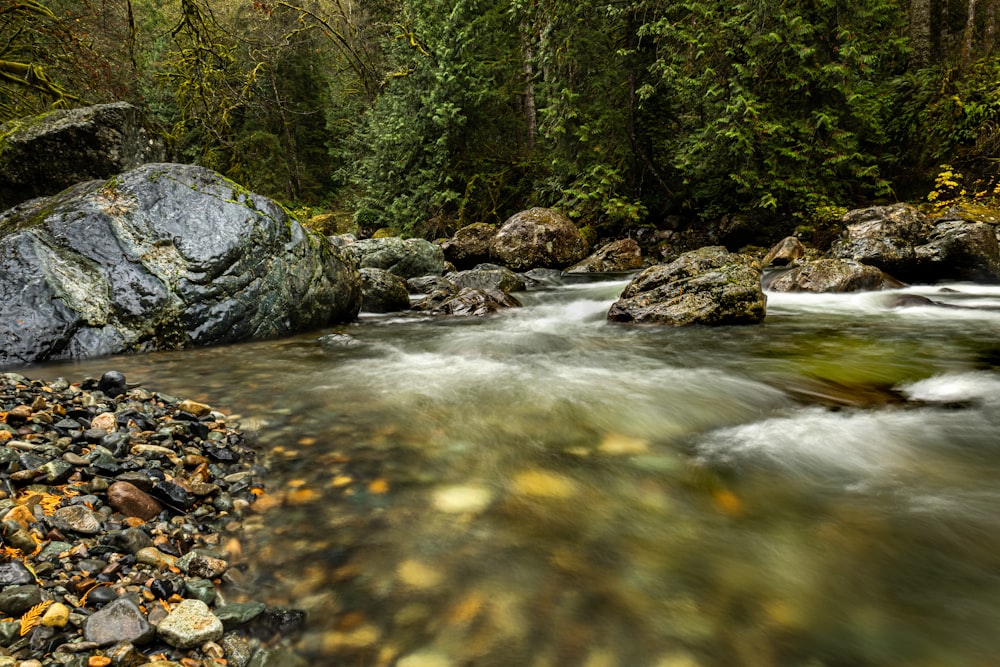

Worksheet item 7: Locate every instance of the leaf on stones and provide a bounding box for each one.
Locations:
[19,600,53,636]
[0,546,25,560]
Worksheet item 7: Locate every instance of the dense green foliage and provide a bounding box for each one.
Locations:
[1,0,999,240]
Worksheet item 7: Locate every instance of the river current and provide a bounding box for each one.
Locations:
[31,278,1000,667]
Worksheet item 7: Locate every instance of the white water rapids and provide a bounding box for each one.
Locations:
[33,278,1000,667]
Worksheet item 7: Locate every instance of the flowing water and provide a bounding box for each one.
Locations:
[29,278,1000,667]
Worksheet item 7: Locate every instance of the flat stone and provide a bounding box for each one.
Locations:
[178,399,212,417]
[49,505,103,534]
[0,584,42,615]
[0,561,36,587]
[215,602,266,630]
[84,597,154,646]
[157,599,224,649]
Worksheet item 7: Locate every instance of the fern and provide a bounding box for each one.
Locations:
[19,600,53,636]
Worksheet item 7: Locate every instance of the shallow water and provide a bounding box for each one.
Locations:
[29,279,1000,667]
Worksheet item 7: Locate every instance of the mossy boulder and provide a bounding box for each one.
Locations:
[489,208,589,271]
[0,102,164,212]
[0,163,360,367]
[607,246,766,326]
[763,259,903,292]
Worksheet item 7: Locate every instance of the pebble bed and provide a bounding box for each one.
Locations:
[0,372,305,667]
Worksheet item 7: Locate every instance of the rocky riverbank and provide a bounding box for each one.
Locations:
[0,372,304,667]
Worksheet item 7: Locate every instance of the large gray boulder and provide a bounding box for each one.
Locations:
[830,203,1000,282]
[0,102,164,212]
[0,163,361,367]
[830,204,933,279]
[763,259,902,292]
[446,264,526,294]
[913,217,1000,282]
[607,246,766,326]
[341,237,445,279]
[489,208,589,270]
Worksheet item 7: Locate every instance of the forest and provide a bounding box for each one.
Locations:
[1,0,999,242]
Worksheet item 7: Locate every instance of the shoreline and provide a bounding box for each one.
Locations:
[0,371,304,667]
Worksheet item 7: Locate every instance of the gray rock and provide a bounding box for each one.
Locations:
[342,237,446,278]
[0,163,361,367]
[763,259,902,292]
[830,204,933,279]
[183,578,218,605]
[489,208,589,270]
[607,246,766,326]
[83,597,154,646]
[216,602,267,630]
[157,599,224,649]
[565,238,643,273]
[830,203,1000,283]
[359,267,411,313]
[914,219,1000,282]
[0,102,164,212]
[0,561,35,587]
[406,275,455,294]
[0,584,42,615]
[446,264,526,294]
[220,632,261,667]
[176,551,229,579]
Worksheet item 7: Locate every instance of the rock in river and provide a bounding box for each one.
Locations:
[608,246,766,325]
[0,163,361,366]
[489,207,589,271]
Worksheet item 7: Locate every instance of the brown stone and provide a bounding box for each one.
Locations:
[107,481,163,520]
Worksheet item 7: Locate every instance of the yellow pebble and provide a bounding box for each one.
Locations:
[41,602,70,628]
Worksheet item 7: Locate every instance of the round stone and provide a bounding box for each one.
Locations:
[107,481,163,520]
[157,599,224,649]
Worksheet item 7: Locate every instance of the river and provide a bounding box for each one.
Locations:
[31,277,1000,667]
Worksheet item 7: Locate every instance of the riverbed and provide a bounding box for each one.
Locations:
[31,278,1000,667]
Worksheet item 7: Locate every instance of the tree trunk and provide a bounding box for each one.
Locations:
[909,0,932,65]
[961,0,978,68]
[521,29,538,153]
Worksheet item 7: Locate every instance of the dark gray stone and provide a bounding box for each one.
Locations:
[0,584,43,615]
[0,102,164,212]
[342,237,446,278]
[0,561,35,587]
[359,267,411,313]
[446,264,526,294]
[0,163,361,367]
[83,597,154,646]
[216,602,267,630]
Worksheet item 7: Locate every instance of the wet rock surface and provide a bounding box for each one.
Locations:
[0,103,164,212]
[0,163,361,367]
[608,246,766,325]
[0,371,304,666]
[489,208,589,271]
